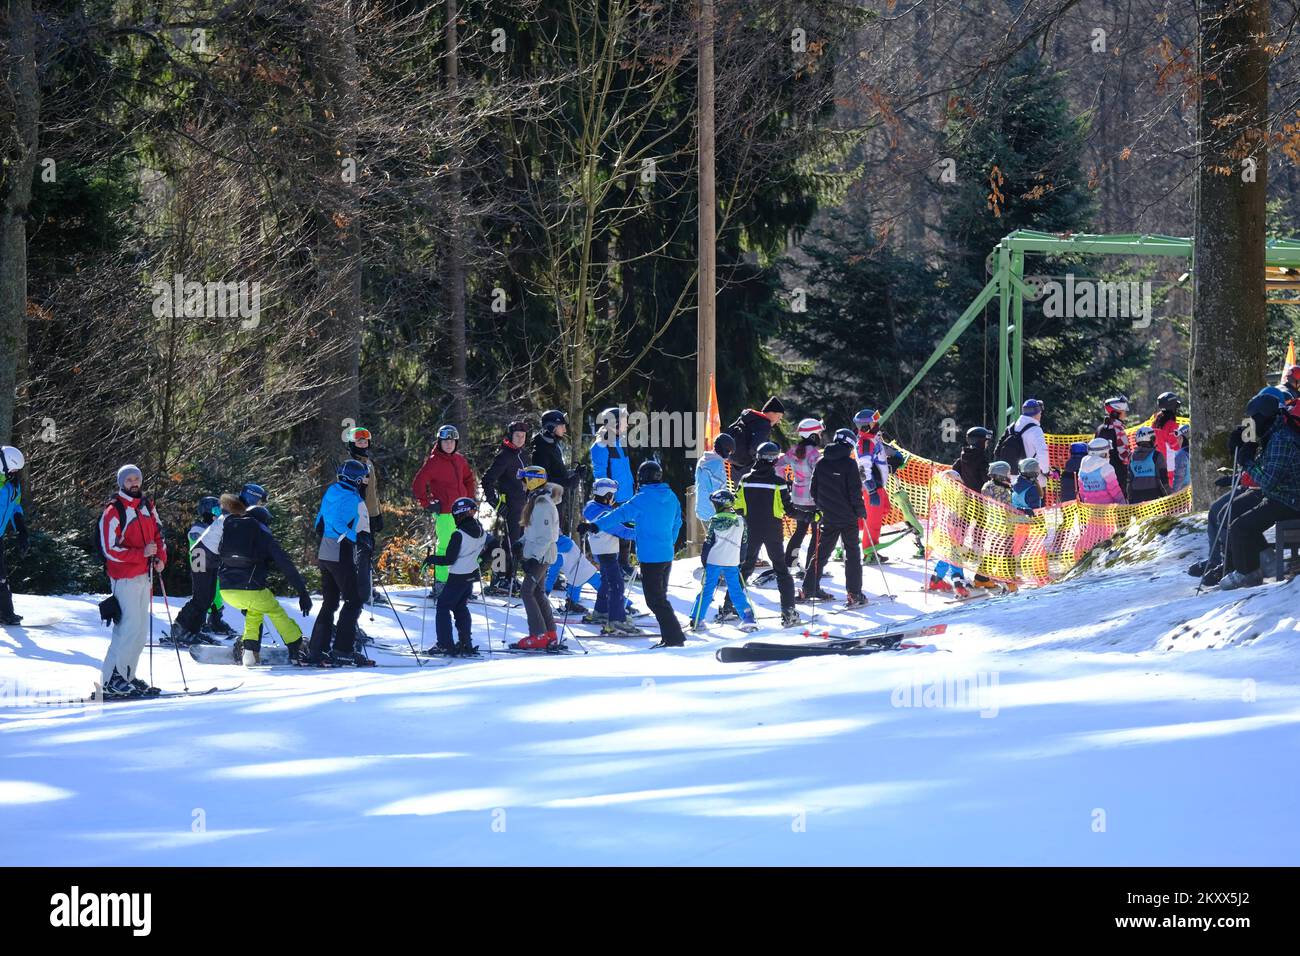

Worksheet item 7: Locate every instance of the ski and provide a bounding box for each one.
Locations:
[716,622,947,663]
[37,683,246,706]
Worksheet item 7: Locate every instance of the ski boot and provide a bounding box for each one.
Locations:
[582,609,609,626]
[161,625,201,647]
[370,590,389,607]
[752,568,778,588]
[453,639,480,657]
[780,606,803,628]
[562,597,587,615]
[650,637,685,648]
[952,579,971,599]
[1002,581,1019,594]
[926,577,953,594]
[970,577,1001,591]
[739,614,759,633]
[1219,569,1264,590]
[515,633,554,650]
[328,649,377,667]
[240,641,261,666]
[285,639,310,664]
[129,677,162,697]
[798,586,832,602]
[714,606,739,624]
[843,592,869,610]
[0,612,22,626]
[101,670,141,699]
[354,627,374,648]
[204,613,238,640]
[612,619,644,636]
[421,643,456,656]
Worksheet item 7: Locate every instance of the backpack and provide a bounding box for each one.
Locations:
[726,415,751,463]
[97,497,128,569]
[992,422,1039,474]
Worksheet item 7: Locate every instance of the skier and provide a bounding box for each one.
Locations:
[412,424,477,597]
[694,433,734,524]
[305,459,375,666]
[166,496,226,646]
[590,407,636,578]
[1220,400,1300,589]
[1152,392,1182,483]
[1284,364,1300,402]
[216,496,313,664]
[582,460,685,648]
[0,446,29,626]
[1096,395,1132,491]
[97,465,168,698]
[927,428,991,598]
[804,428,867,607]
[776,418,823,571]
[853,408,901,559]
[240,482,269,507]
[992,398,1049,484]
[513,465,562,648]
[418,496,487,655]
[690,489,758,631]
[345,426,384,605]
[725,397,784,471]
[927,471,973,599]
[545,534,600,615]
[530,410,582,494]
[1059,442,1088,503]
[1012,459,1044,512]
[581,478,639,634]
[1077,437,1126,504]
[730,441,799,627]
[1127,425,1170,504]
[1171,424,1190,493]
[977,460,1019,593]
[480,420,531,595]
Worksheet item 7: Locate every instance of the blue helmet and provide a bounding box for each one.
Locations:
[450,496,477,517]
[853,408,880,430]
[337,459,369,491]
[1069,441,1088,456]
[239,482,268,506]
[1021,398,1045,415]
[1247,387,1290,421]
[592,477,619,498]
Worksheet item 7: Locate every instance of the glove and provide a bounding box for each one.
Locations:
[1048,468,1061,480]
[16,530,30,558]
[428,499,442,514]
[887,451,905,473]
[371,513,385,534]
[511,542,524,563]
[298,594,313,616]
[576,521,599,535]
[1215,475,1233,488]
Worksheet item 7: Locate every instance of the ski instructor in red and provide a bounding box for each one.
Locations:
[853,408,902,556]
[412,425,477,595]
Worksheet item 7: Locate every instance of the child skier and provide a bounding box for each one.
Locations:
[854,408,901,557]
[927,469,973,599]
[581,478,639,635]
[690,489,758,631]
[305,459,374,667]
[166,496,226,645]
[1096,396,1132,491]
[1127,425,1170,504]
[777,418,823,571]
[0,446,29,627]
[694,433,735,524]
[1152,392,1182,484]
[1059,442,1088,503]
[515,466,562,649]
[1077,437,1127,504]
[419,496,487,656]
[216,496,313,665]
[1172,424,1190,493]
[976,460,1019,593]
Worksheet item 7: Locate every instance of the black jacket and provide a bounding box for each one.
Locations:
[726,409,772,471]
[1060,451,1086,503]
[952,444,989,492]
[811,442,867,526]
[217,514,309,596]
[482,441,530,513]
[529,434,579,490]
[735,460,794,528]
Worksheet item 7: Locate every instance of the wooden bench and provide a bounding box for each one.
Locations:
[1272,519,1300,581]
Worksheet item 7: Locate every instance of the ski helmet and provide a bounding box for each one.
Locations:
[1021,398,1044,415]
[247,506,272,526]
[1285,365,1300,391]
[1087,437,1111,458]
[239,482,268,506]
[1246,387,1288,421]
[540,409,567,436]
[598,407,624,431]
[437,424,459,444]
[988,460,1012,479]
[1177,423,1189,440]
[0,446,23,474]
[1135,425,1156,444]
[344,425,371,444]
[966,426,992,446]
[517,464,548,491]
[450,496,477,518]
[197,495,221,522]
[755,441,781,462]
[709,488,736,509]
[833,427,856,446]
[592,477,619,499]
[1069,441,1088,456]
[1104,395,1129,416]
[797,418,824,437]
[336,460,369,491]
[1156,391,1181,411]
[713,433,735,456]
[637,459,663,484]
[853,408,881,431]
[1019,458,1041,477]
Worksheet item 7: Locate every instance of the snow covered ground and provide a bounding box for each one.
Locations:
[3,517,1298,866]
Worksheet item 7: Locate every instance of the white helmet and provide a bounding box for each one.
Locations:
[797,418,824,437]
[0,446,23,474]
[1135,425,1156,444]
[1087,437,1111,458]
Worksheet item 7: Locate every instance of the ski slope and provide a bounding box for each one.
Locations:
[2,517,1298,865]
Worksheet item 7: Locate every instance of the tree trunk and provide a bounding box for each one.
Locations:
[1190,0,1269,508]
[0,0,39,444]
[445,0,468,427]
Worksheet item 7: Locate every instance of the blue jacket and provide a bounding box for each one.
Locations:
[694,451,729,521]
[594,482,682,563]
[0,481,23,536]
[590,438,635,503]
[1011,475,1042,513]
[315,481,364,556]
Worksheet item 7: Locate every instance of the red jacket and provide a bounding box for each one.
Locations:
[100,493,167,580]
[1153,412,1180,474]
[411,448,476,510]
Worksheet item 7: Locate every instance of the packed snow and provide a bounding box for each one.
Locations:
[2,517,1298,865]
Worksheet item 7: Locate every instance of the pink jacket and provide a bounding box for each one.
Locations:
[777,446,820,507]
[1077,456,1126,504]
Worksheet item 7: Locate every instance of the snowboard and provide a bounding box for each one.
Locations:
[190,643,287,665]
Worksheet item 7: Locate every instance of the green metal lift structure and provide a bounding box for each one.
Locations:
[879,230,1300,435]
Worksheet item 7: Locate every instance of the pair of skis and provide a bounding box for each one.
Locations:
[715,623,946,663]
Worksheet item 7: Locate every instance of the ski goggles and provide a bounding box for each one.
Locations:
[349,427,372,442]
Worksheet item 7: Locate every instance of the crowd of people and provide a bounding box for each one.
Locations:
[1,366,1298,698]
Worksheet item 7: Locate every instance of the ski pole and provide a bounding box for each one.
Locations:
[475,570,493,658]
[375,578,423,666]
[148,572,154,690]
[156,567,189,691]
[1197,447,1242,595]
[863,497,895,601]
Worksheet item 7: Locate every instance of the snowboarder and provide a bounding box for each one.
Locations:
[305,459,375,666]
[1059,442,1088,503]
[481,420,531,595]
[804,428,867,607]
[419,496,487,655]
[776,418,823,571]
[730,441,799,626]
[216,497,313,664]
[694,432,734,523]
[1171,424,1190,493]
[167,496,227,645]
[581,478,639,634]
[690,489,758,631]
[515,465,561,649]
[591,407,637,578]
[97,465,168,698]
[412,424,477,596]
[725,397,784,472]
[345,426,384,606]
[1152,392,1182,482]
[0,446,30,626]
[1127,425,1170,504]
[1096,395,1132,491]
[1220,399,1300,589]
[582,459,685,648]
[1077,438,1126,504]
[992,398,1049,484]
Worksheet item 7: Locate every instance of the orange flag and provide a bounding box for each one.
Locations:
[705,373,722,447]
[1282,338,1296,385]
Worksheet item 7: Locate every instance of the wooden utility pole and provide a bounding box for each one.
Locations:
[696,0,716,445]
[445,0,469,427]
